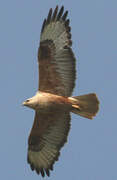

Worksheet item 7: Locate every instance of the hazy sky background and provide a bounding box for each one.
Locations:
[0,0,117,179]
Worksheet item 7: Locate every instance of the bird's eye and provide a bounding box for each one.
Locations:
[26,99,30,102]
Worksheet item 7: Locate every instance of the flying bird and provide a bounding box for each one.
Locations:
[23,6,99,177]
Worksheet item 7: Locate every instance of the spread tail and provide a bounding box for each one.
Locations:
[69,93,99,119]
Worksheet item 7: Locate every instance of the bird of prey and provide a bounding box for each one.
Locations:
[23,6,99,177]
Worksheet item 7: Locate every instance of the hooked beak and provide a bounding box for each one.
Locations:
[22,101,26,106]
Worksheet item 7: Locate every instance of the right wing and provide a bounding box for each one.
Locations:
[38,6,76,97]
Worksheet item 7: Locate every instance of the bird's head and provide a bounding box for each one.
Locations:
[23,98,31,106]
[22,96,39,110]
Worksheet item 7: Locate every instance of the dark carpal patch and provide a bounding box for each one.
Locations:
[38,40,55,60]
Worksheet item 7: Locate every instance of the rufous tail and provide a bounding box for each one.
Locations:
[69,93,99,119]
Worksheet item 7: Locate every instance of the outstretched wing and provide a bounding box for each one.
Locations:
[38,6,76,97]
[27,111,71,177]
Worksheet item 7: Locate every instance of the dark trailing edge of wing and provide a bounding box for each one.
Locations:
[41,6,72,46]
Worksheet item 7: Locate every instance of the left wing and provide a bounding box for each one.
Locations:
[27,111,71,177]
[38,6,76,97]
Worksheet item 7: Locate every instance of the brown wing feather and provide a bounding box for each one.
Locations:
[38,6,76,96]
[28,111,71,177]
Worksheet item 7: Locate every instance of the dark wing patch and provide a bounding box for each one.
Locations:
[27,111,71,177]
[38,40,54,60]
[38,6,76,97]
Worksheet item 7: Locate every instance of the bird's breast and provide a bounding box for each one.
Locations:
[36,92,71,113]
